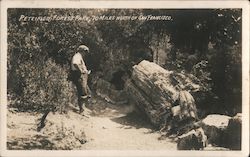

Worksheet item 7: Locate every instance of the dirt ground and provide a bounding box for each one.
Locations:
[7,97,177,150]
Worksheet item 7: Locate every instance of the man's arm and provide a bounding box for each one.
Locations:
[73,63,87,74]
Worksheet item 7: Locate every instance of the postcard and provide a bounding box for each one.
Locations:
[0,0,249,157]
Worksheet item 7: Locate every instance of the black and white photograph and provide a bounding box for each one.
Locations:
[0,0,249,157]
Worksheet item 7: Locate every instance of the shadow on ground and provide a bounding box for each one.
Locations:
[111,111,156,130]
[70,96,157,130]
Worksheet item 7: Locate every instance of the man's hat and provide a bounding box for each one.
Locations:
[77,45,89,53]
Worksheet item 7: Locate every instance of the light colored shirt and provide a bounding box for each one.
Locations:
[71,52,87,73]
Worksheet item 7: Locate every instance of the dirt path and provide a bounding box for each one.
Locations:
[7,97,177,150]
[80,99,177,150]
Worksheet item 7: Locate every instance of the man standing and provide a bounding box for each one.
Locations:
[71,45,91,113]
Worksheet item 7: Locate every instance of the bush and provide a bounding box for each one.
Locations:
[10,59,77,113]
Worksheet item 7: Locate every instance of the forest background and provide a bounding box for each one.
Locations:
[7,9,242,118]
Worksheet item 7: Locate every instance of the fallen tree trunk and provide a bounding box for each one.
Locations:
[125,60,200,130]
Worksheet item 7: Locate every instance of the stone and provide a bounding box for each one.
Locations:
[225,113,242,150]
[201,114,231,146]
[177,127,207,150]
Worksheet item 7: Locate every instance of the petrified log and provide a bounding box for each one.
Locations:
[125,60,200,129]
[177,90,198,120]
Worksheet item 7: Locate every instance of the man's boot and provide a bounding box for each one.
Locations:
[79,97,85,113]
[79,106,83,113]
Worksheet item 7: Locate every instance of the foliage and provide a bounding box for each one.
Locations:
[7,8,242,116]
[162,9,242,115]
[9,59,76,113]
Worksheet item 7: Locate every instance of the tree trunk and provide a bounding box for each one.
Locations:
[125,60,200,130]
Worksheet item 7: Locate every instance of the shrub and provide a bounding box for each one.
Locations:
[10,59,77,113]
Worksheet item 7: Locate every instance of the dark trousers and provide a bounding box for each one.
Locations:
[71,71,90,112]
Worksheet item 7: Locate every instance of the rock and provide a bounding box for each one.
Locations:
[225,113,242,150]
[177,127,207,150]
[125,60,200,131]
[201,114,231,146]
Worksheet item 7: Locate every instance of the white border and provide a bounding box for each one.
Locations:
[1,1,249,157]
